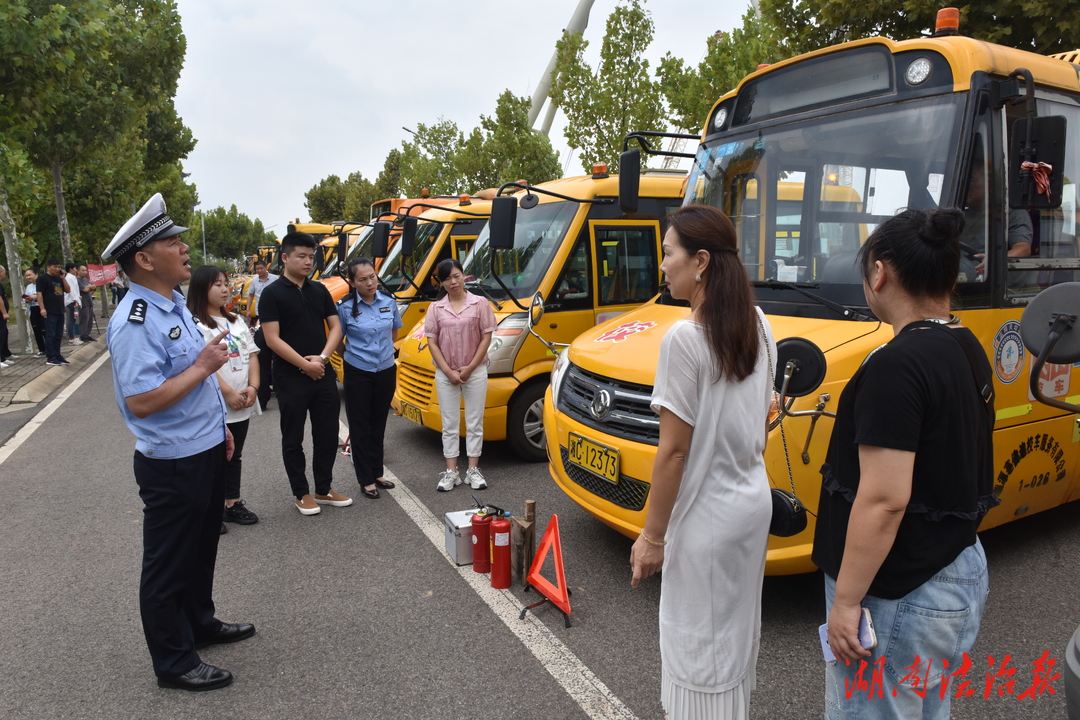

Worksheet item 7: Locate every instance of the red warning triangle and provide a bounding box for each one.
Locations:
[526,514,571,616]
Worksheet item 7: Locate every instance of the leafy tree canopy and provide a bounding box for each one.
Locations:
[658,8,793,133]
[549,0,665,172]
[761,0,1080,56]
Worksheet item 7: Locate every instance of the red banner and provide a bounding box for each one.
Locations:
[87,263,118,286]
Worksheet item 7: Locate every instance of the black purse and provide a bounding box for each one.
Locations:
[760,316,808,537]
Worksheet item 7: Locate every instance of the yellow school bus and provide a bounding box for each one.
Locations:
[544,29,1080,574]
[393,169,687,461]
[320,201,490,381]
[375,200,491,351]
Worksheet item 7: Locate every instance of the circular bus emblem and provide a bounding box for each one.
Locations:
[590,389,612,420]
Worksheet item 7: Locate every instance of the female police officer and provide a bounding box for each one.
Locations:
[105,194,255,691]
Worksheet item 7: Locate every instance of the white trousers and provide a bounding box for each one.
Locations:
[434,365,488,459]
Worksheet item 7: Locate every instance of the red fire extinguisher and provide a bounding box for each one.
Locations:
[471,512,492,573]
[490,512,511,589]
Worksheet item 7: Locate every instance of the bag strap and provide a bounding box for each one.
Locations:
[914,323,995,428]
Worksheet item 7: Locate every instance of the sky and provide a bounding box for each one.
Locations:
[173,0,751,232]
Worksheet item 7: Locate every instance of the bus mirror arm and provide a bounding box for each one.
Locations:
[1027,314,1080,415]
[527,291,567,353]
[486,256,529,312]
[495,182,614,206]
[769,362,836,431]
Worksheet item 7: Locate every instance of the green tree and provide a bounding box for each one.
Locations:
[658,8,793,134]
[373,149,402,201]
[761,0,1080,56]
[305,175,347,223]
[549,0,666,172]
[459,90,563,190]
[9,0,188,265]
[398,92,562,195]
[200,205,276,262]
[399,119,467,197]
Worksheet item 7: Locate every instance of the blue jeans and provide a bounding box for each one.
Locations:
[44,314,64,362]
[66,302,77,339]
[824,538,988,720]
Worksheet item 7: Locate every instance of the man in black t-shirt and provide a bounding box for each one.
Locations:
[259,232,352,515]
[35,259,70,366]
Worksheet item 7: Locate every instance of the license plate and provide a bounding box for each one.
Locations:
[400,401,423,426]
[567,433,620,485]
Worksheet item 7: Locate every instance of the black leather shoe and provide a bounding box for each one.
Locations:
[195,622,256,649]
[361,487,380,499]
[373,479,396,489]
[157,662,233,691]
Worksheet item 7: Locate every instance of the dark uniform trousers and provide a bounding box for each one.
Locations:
[134,442,226,677]
[252,326,274,408]
[343,363,396,487]
[275,367,339,498]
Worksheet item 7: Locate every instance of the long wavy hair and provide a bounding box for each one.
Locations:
[667,204,759,382]
[187,265,236,327]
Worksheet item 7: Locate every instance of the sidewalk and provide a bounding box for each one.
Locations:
[0,315,112,410]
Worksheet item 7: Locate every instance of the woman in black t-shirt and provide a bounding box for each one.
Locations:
[812,208,997,719]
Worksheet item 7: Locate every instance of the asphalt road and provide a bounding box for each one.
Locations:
[0,356,1075,719]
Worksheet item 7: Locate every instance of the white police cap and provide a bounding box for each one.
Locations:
[102,193,189,261]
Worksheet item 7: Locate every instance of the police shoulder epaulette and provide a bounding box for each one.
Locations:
[128,298,148,324]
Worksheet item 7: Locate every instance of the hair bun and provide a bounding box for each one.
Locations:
[919,207,965,246]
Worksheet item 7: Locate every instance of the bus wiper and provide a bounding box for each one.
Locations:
[465,279,504,311]
[753,279,871,321]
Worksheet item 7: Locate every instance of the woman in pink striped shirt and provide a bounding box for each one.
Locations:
[424,259,497,492]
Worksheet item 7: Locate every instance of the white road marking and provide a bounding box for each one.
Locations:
[339,421,640,720]
[0,352,111,467]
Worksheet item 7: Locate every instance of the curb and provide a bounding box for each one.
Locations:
[11,340,109,404]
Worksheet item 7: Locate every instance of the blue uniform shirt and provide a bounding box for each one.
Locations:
[336,290,402,372]
[107,281,228,459]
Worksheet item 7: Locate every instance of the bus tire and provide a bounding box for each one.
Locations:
[506,380,548,463]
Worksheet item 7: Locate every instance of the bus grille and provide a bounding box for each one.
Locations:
[398,363,435,406]
[560,447,650,511]
[557,364,660,445]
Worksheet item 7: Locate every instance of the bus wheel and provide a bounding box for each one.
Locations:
[507,381,548,463]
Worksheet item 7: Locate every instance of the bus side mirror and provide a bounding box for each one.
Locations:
[774,337,827,398]
[372,221,392,259]
[336,232,347,266]
[489,196,517,250]
[314,246,326,275]
[1010,116,1067,209]
[529,291,545,328]
[619,148,641,214]
[1019,282,1080,414]
[400,217,417,256]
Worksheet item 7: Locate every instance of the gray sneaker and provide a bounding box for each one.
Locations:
[465,467,487,490]
[436,469,461,492]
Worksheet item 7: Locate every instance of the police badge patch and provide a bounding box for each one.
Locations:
[128,299,148,324]
[169,326,182,340]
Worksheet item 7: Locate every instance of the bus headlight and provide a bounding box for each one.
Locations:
[487,314,530,375]
[905,58,932,85]
[549,347,570,404]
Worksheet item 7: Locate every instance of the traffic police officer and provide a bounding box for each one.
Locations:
[105,193,255,691]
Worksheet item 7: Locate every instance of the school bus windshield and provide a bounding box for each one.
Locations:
[378,221,441,292]
[322,225,375,278]
[686,95,962,291]
[461,201,578,300]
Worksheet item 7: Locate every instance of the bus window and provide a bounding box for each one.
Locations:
[1006,98,1080,297]
[550,237,592,310]
[595,226,659,305]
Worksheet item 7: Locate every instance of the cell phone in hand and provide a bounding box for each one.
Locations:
[820,607,877,663]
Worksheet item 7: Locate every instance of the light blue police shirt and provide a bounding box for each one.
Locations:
[107,282,228,459]
[336,290,402,372]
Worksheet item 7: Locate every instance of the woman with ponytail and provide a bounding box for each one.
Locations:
[812,207,997,719]
[336,258,402,499]
[629,204,776,719]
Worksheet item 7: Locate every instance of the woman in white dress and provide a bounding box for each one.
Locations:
[630,204,775,720]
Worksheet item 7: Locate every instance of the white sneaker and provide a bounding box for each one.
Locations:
[436,469,461,492]
[71,338,83,345]
[465,467,487,490]
[0,361,11,368]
